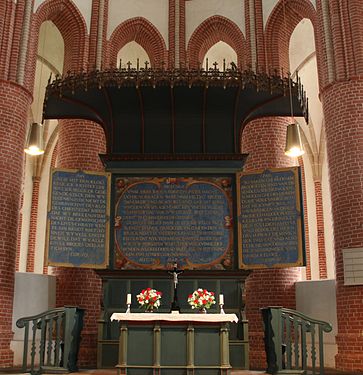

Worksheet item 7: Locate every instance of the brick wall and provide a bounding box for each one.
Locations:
[186,15,248,69]
[106,17,168,68]
[241,117,301,369]
[0,81,31,367]
[25,176,40,273]
[314,180,327,279]
[322,79,363,371]
[264,0,317,74]
[0,0,17,81]
[298,157,311,280]
[53,119,106,367]
[1,0,360,370]
[26,0,88,95]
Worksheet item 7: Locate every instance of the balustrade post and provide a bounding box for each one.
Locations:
[261,307,280,374]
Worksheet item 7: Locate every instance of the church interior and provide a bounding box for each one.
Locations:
[0,0,362,374]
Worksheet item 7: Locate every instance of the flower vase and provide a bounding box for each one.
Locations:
[199,307,207,314]
[145,306,154,313]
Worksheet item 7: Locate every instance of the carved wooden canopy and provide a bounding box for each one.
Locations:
[43,68,308,164]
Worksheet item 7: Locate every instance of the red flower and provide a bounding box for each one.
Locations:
[202,299,207,305]
[188,294,193,299]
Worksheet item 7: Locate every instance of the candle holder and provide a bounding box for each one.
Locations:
[126,293,132,313]
[219,303,225,314]
[125,303,131,314]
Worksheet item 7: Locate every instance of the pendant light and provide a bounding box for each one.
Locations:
[284,122,304,157]
[25,22,47,156]
[282,0,305,158]
[284,75,305,157]
[24,122,45,155]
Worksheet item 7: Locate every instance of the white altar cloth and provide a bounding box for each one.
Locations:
[110,312,238,323]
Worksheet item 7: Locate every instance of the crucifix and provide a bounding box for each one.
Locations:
[168,262,183,312]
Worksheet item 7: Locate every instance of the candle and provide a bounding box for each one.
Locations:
[126,293,131,305]
[219,294,224,305]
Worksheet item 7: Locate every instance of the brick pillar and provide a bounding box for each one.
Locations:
[314,180,327,279]
[322,79,363,371]
[298,158,311,280]
[53,119,106,367]
[241,117,301,369]
[26,176,40,272]
[0,81,31,367]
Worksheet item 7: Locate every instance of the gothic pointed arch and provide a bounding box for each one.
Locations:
[26,0,88,91]
[187,15,248,69]
[265,0,318,73]
[107,17,168,68]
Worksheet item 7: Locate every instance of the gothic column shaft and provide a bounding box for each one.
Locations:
[322,79,363,371]
[54,119,106,367]
[242,117,301,369]
[0,81,31,366]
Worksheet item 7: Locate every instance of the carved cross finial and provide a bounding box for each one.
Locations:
[213,61,218,70]
[126,61,132,70]
[145,61,149,69]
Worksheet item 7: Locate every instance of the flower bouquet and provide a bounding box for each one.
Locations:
[188,288,216,313]
[136,288,162,312]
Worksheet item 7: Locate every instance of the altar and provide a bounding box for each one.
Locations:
[110,312,239,375]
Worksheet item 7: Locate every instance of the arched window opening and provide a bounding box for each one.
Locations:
[289,18,334,281]
[289,18,315,74]
[117,41,150,70]
[32,21,64,124]
[202,41,237,70]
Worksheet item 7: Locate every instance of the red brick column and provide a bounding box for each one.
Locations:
[322,79,363,371]
[26,176,40,272]
[241,117,301,369]
[298,157,311,280]
[53,119,106,367]
[314,180,327,279]
[0,81,31,367]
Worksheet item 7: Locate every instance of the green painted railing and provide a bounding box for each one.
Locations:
[261,307,332,375]
[16,306,84,375]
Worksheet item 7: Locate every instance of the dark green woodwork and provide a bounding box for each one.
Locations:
[261,307,332,375]
[16,306,84,375]
[43,68,308,157]
[115,321,233,375]
[97,276,249,370]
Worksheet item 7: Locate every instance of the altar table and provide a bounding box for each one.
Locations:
[110,312,238,375]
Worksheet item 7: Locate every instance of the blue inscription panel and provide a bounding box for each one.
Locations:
[113,177,233,270]
[237,168,304,269]
[47,169,110,268]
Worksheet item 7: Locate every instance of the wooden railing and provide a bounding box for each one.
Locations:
[16,306,84,375]
[261,307,332,375]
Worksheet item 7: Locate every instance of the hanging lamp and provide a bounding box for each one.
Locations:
[284,73,305,157]
[284,122,304,157]
[24,122,45,155]
[25,22,48,156]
